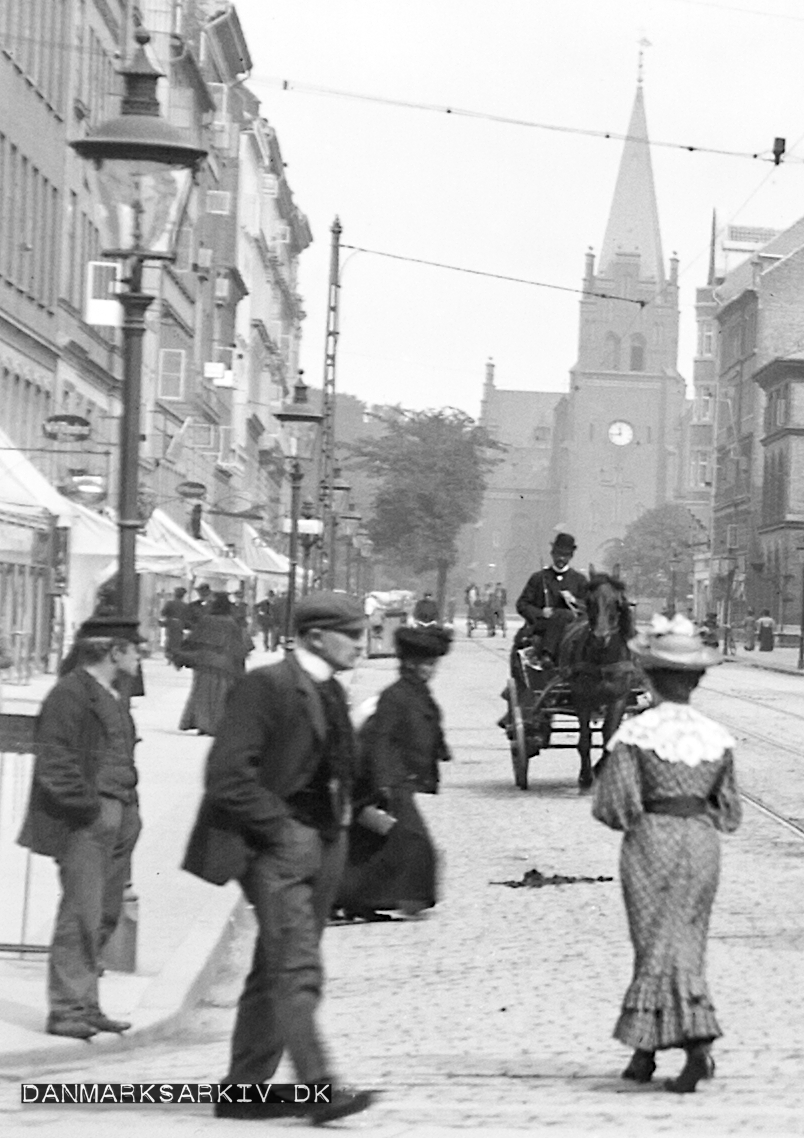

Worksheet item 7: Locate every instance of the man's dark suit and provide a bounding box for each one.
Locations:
[183,653,351,1084]
[516,565,589,658]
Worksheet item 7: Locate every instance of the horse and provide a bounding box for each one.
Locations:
[557,570,636,789]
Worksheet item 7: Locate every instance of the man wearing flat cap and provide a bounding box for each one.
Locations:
[515,532,589,668]
[183,591,374,1123]
[18,617,144,1039]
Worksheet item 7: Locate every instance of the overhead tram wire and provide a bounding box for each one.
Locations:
[255,75,798,166]
[337,245,647,307]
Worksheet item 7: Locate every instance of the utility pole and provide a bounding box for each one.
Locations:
[318,217,341,588]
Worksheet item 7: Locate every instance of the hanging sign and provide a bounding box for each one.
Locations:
[42,414,92,442]
[176,481,207,500]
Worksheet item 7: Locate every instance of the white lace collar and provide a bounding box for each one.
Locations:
[606,701,735,767]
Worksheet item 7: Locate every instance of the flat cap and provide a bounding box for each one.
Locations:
[294,591,366,635]
[77,616,145,643]
[395,625,452,659]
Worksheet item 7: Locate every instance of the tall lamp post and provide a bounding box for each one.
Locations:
[338,506,362,593]
[276,377,323,645]
[326,472,352,589]
[70,30,206,624]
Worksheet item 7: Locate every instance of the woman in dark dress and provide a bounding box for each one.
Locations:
[177,592,246,736]
[593,613,741,1093]
[336,625,452,921]
[160,586,190,666]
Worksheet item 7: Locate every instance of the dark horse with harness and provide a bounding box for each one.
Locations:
[505,570,640,789]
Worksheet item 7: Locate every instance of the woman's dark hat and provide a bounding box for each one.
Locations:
[551,532,576,553]
[629,613,721,671]
[77,616,145,644]
[294,591,366,635]
[395,625,452,659]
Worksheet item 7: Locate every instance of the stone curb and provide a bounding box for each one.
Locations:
[0,887,243,1074]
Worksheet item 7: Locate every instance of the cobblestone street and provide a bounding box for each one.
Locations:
[3,635,804,1136]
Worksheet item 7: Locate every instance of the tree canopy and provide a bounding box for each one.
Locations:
[602,502,706,604]
[347,406,504,606]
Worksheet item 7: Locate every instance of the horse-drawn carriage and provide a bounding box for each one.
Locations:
[501,572,649,791]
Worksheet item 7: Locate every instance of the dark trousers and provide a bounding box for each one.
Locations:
[49,796,141,1019]
[542,609,577,658]
[225,819,347,1084]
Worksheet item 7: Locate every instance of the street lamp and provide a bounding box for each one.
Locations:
[298,498,324,596]
[70,30,206,625]
[668,548,681,618]
[275,375,323,644]
[326,471,352,589]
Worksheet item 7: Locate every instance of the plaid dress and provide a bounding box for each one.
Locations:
[593,701,742,1051]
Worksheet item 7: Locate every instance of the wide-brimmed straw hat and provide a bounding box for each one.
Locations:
[628,613,722,671]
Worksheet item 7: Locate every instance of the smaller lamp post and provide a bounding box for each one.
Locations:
[796,544,804,670]
[338,506,362,593]
[721,551,737,657]
[326,471,352,589]
[275,376,323,645]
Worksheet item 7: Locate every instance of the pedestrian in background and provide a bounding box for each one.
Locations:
[255,591,276,651]
[182,591,374,1123]
[336,624,452,921]
[186,581,212,626]
[757,608,775,652]
[0,629,13,710]
[18,617,144,1039]
[159,586,190,667]
[743,607,757,651]
[592,613,741,1092]
[177,592,246,736]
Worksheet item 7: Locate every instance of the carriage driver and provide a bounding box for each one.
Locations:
[515,532,589,668]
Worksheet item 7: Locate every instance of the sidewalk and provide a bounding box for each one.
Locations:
[0,649,283,1073]
[722,643,804,676]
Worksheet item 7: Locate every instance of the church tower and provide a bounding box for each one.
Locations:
[557,82,686,565]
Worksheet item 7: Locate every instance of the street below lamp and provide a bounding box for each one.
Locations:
[70,30,206,627]
[275,375,323,644]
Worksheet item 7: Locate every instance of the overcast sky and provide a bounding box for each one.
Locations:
[234,0,804,418]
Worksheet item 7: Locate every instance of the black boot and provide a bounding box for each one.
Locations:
[665,1044,715,1093]
[621,1049,656,1083]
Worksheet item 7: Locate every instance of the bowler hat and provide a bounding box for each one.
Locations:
[395,625,452,659]
[77,616,145,644]
[551,532,576,553]
[294,591,366,635]
[629,613,721,672]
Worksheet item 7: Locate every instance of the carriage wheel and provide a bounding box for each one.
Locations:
[507,678,529,790]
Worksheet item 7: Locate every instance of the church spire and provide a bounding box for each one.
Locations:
[598,85,665,285]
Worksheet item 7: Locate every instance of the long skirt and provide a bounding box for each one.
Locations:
[615,815,722,1051]
[179,667,235,736]
[336,789,437,913]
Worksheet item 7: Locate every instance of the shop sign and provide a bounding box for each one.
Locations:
[42,414,92,442]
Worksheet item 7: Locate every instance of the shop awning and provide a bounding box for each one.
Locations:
[0,425,74,525]
[72,503,186,573]
[145,508,215,569]
[241,522,290,579]
[192,518,254,581]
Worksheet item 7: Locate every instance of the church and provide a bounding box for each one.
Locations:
[469,81,691,587]
[550,81,688,566]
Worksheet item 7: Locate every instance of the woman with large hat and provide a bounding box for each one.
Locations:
[335,624,452,921]
[592,613,742,1093]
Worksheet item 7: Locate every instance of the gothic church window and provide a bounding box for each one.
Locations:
[629,335,646,372]
[602,333,620,370]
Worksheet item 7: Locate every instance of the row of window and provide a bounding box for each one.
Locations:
[762,451,788,523]
[1,0,68,113]
[0,367,53,454]
[0,134,60,308]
